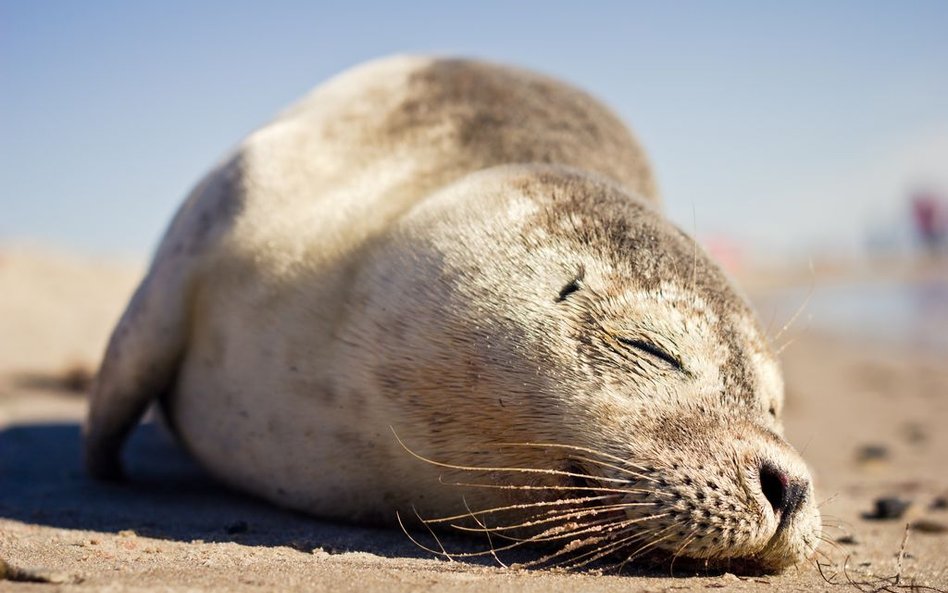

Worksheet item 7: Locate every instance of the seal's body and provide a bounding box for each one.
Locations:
[86,56,820,572]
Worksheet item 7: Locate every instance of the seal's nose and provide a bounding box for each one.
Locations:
[759,461,808,528]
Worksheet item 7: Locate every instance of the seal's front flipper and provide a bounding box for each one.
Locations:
[84,264,189,481]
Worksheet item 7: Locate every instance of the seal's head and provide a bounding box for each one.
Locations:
[349,165,820,573]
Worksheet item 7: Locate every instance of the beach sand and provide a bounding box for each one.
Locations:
[1,247,946,592]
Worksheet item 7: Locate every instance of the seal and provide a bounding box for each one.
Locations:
[85,55,821,573]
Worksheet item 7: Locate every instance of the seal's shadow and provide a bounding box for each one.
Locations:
[0,421,433,560]
[0,421,689,576]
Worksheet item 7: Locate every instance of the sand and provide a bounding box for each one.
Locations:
[1,247,946,592]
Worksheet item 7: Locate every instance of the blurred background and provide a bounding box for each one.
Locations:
[3,1,947,259]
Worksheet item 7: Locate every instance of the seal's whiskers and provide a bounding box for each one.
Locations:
[447,503,663,537]
[494,442,653,473]
[771,259,816,350]
[421,493,620,524]
[668,528,701,574]
[545,522,675,571]
[439,479,660,497]
[612,527,683,572]
[392,430,633,485]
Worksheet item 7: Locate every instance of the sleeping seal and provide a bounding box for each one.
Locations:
[85,55,820,573]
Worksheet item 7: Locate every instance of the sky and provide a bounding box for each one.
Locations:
[2,1,947,260]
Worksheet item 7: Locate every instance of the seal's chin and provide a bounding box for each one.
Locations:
[610,502,821,574]
[752,505,822,573]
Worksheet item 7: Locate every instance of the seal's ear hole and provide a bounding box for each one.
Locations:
[556,279,582,302]
[768,405,777,418]
[556,267,585,302]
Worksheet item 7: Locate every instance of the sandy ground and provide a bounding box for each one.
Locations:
[1,247,947,592]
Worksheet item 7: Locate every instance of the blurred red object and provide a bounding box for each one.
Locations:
[703,234,744,274]
[912,190,946,253]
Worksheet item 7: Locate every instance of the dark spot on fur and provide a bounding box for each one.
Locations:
[384,60,658,201]
[556,277,582,302]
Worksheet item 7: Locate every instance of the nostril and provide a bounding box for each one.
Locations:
[759,462,810,528]
[759,462,789,515]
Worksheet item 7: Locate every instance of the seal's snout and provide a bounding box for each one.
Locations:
[759,461,809,529]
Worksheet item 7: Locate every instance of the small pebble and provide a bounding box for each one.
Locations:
[901,422,927,445]
[855,444,889,464]
[836,534,858,545]
[863,497,912,520]
[911,519,947,534]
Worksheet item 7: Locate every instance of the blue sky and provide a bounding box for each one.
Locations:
[3,1,947,259]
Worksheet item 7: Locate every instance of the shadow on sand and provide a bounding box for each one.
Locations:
[1,420,691,576]
[0,421,433,559]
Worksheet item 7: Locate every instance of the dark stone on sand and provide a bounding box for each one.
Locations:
[911,519,948,534]
[862,497,912,520]
[855,444,889,464]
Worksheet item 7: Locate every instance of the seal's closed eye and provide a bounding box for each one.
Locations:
[615,336,684,372]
